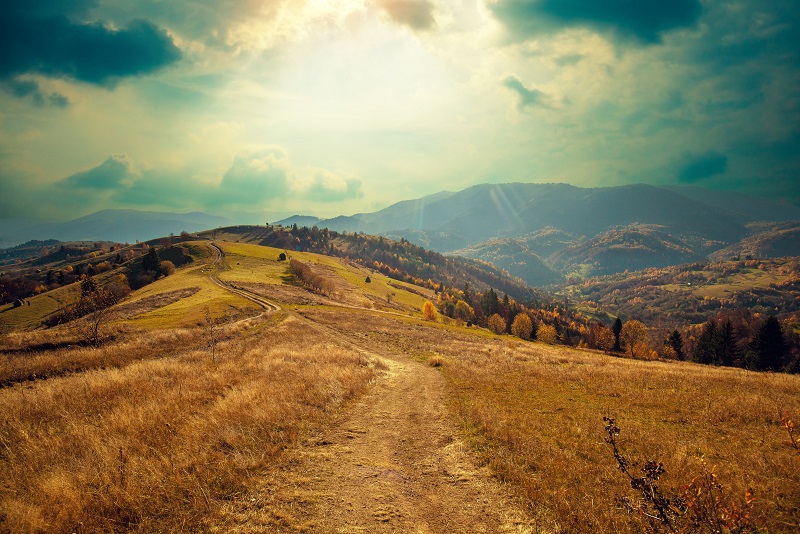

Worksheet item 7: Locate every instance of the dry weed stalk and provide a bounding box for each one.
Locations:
[604,416,760,534]
[782,410,799,457]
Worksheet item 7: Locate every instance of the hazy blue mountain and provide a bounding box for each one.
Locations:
[274,215,324,228]
[663,185,800,222]
[0,210,232,247]
[305,183,752,250]
[282,182,798,284]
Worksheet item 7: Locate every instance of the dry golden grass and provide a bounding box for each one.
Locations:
[0,314,377,532]
[299,307,800,532]
[441,345,800,532]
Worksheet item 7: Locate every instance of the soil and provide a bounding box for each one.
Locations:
[214,345,532,533]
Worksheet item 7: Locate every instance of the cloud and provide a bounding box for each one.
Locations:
[305,169,364,202]
[676,151,728,183]
[44,148,365,213]
[0,3,181,88]
[378,0,436,31]
[218,147,292,203]
[489,0,702,44]
[3,78,69,108]
[59,154,137,189]
[502,75,549,110]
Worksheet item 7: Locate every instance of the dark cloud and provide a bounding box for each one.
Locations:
[3,78,69,107]
[502,75,549,110]
[490,0,702,44]
[0,3,181,89]
[59,155,135,189]
[677,152,728,183]
[378,0,435,31]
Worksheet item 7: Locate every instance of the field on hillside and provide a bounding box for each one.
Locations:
[302,307,800,533]
[1,241,798,532]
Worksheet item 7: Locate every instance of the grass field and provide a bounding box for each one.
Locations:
[2,242,798,532]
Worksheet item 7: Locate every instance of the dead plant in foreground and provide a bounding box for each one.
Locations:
[783,410,799,457]
[603,416,760,533]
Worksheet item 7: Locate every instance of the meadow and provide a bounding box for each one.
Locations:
[1,241,798,532]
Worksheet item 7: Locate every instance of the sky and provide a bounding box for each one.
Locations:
[1,0,799,222]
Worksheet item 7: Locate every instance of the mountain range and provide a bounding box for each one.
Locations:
[275,183,800,285]
[3,183,799,286]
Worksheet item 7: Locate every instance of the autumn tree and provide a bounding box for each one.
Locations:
[511,313,533,340]
[488,313,506,335]
[593,324,616,353]
[537,323,558,344]
[422,300,437,322]
[454,300,474,322]
[620,319,650,359]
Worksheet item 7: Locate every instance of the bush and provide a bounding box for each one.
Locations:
[160,260,176,277]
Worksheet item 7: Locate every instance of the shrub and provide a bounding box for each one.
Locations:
[160,260,176,277]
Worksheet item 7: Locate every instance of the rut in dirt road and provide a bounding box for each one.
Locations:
[216,348,533,533]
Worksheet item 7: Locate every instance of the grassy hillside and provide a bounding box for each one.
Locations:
[2,241,798,532]
[200,224,543,303]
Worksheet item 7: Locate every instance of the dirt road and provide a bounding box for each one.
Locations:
[215,346,532,532]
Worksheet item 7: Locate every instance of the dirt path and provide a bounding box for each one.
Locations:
[215,345,533,533]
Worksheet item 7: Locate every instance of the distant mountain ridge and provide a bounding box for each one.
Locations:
[275,183,800,285]
[0,210,231,247]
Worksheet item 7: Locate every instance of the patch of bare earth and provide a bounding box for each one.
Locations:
[213,320,532,533]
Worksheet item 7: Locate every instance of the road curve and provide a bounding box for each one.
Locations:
[208,242,280,313]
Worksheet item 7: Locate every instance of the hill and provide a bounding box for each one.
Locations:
[1,238,798,532]
[548,224,707,279]
[708,222,800,261]
[560,257,800,328]
[200,224,543,303]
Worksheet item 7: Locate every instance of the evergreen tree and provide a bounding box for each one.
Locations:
[481,288,500,318]
[667,330,684,360]
[142,247,160,273]
[718,319,740,367]
[694,320,719,365]
[750,315,788,371]
[612,317,623,351]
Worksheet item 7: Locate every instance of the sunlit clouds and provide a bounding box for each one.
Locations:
[1,0,799,221]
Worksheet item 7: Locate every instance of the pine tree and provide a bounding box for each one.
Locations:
[612,317,623,352]
[694,320,719,365]
[750,315,788,371]
[667,330,684,360]
[718,319,740,367]
[142,247,160,273]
